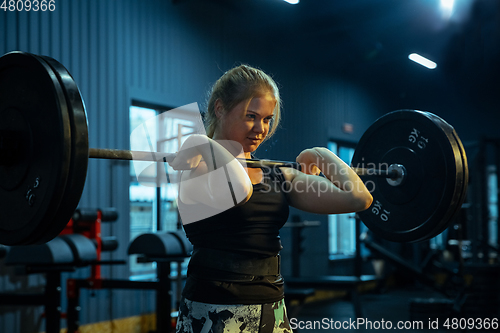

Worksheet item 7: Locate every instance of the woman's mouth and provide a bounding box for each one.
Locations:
[248,138,261,144]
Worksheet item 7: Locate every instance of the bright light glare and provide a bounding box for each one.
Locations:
[441,0,454,11]
[408,53,437,70]
[440,0,454,19]
[283,0,299,4]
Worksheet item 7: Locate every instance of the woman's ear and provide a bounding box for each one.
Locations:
[214,99,224,118]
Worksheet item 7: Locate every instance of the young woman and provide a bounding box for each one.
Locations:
[170,65,373,333]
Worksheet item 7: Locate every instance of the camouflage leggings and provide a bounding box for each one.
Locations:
[176,297,292,333]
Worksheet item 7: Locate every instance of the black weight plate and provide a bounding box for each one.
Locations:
[34,55,89,244]
[450,128,469,224]
[0,52,71,245]
[351,110,466,242]
[0,108,33,190]
[423,113,468,240]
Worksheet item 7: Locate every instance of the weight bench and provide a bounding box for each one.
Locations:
[285,275,379,319]
[0,237,79,333]
[64,231,192,333]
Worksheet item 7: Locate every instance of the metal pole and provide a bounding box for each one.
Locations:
[89,148,401,179]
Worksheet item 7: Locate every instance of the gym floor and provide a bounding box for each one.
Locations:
[290,286,486,333]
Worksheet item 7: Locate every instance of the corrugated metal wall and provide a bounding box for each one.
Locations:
[0,1,384,331]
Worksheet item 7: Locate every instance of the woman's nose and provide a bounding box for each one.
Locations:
[253,121,265,134]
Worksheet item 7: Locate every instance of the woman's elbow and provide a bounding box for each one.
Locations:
[354,192,373,212]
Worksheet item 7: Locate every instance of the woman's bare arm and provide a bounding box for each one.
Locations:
[282,147,373,214]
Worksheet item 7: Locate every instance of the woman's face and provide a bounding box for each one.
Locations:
[214,92,276,156]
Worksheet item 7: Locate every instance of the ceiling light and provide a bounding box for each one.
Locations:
[282,0,299,4]
[440,0,455,11]
[440,0,454,19]
[408,53,437,70]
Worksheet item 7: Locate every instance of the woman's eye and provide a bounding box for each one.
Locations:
[247,114,256,119]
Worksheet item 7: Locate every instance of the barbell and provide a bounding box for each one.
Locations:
[87,148,401,179]
[0,51,468,246]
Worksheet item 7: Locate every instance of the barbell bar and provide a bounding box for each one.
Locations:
[0,51,468,246]
[87,148,401,179]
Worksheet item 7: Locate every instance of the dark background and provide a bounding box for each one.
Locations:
[1,0,499,331]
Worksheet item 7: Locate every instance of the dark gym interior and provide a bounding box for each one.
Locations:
[1,0,500,332]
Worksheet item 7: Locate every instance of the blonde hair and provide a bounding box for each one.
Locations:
[205,65,281,140]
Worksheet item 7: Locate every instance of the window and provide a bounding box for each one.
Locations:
[129,104,202,274]
[487,166,498,247]
[328,141,359,258]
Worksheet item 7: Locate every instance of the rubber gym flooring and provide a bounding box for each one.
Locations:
[289,286,493,333]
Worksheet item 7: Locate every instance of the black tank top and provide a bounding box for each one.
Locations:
[179,166,290,304]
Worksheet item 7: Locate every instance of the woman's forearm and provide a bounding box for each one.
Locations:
[314,147,366,193]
